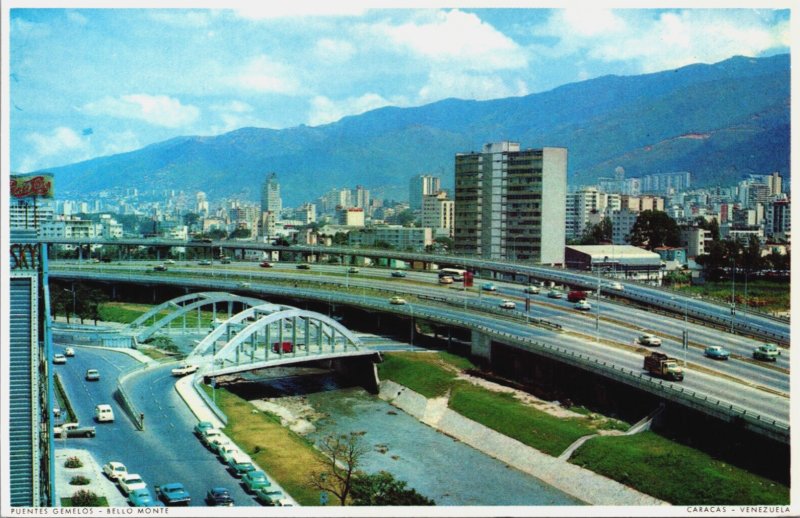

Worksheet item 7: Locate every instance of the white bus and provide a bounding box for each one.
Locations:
[438,268,467,281]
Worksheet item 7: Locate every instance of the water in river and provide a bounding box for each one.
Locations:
[231,370,582,506]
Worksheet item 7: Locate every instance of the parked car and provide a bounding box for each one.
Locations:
[153,265,168,272]
[171,364,199,377]
[499,300,516,310]
[439,276,454,285]
[242,470,271,492]
[217,443,240,464]
[200,428,223,447]
[347,267,359,273]
[227,454,256,478]
[85,369,100,381]
[259,261,273,268]
[255,488,292,506]
[481,283,497,292]
[574,300,592,311]
[638,334,662,347]
[391,271,407,278]
[128,487,159,507]
[296,264,311,270]
[753,343,780,361]
[103,461,128,481]
[94,404,115,423]
[205,487,234,506]
[523,285,540,294]
[198,260,212,266]
[389,296,407,305]
[546,290,563,299]
[53,354,67,364]
[209,437,233,455]
[193,421,214,437]
[54,422,96,438]
[118,473,147,495]
[155,483,191,506]
[704,346,730,360]
[64,347,75,357]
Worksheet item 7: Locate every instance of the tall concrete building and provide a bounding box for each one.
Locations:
[454,142,567,264]
[565,187,605,241]
[261,173,282,215]
[409,174,441,210]
[421,191,455,238]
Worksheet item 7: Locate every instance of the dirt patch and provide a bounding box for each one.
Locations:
[250,395,325,435]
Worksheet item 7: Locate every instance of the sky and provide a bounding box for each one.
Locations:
[4,4,791,174]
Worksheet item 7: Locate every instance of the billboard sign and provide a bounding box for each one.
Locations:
[10,173,54,199]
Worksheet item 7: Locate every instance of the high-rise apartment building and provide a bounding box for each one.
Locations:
[195,191,209,216]
[421,191,455,238]
[261,173,282,215]
[409,174,441,210]
[565,188,605,240]
[454,142,567,264]
[353,185,371,210]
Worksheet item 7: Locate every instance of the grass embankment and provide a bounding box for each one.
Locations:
[201,385,330,506]
[671,280,789,314]
[377,352,601,456]
[569,431,789,505]
[98,302,217,327]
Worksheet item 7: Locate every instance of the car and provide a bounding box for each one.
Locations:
[200,428,223,447]
[103,461,128,481]
[272,341,294,353]
[217,443,240,464]
[128,487,159,507]
[89,258,100,264]
[227,454,257,477]
[209,437,233,455]
[605,281,624,290]
[239,282,251,288]
[118,473,147,495]
[164,259,176,265]
[389,296,407,305]
[95,404,115,422]
[439,276,454,285]
[85,369,100,381]
[704,346,730,360]
[193,421,214,437]
[53,354,67,364]
[64,347,75,357]
[54,422,96,438]
[296,264,311,270]
[347,267,359,273]
[546,290,563,299]
[567,291,588,302]
[242,470,271,492]
[753,343,780,361]
[205,487,234,506]
[481,283,497,292]
[171,364,199,377]
[574,300,592,311]
[638,334,662,347]
[220,257,231,264]
[499,300,516,310]
[153,265,168,272]
[198,260,212,266]
[255,488,291,506]
[391,271,407,278]
[155,483,191,506]
[523,285,540,294]
[259,261,273,268]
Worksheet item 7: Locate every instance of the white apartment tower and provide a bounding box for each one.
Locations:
[409,174,441,210]
[454,142,567,264]
[422,191,455,238]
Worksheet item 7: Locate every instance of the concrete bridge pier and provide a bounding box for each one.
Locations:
[470,330,492,361]
[330,353,383,394]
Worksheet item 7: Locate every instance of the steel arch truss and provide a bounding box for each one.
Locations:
[199,305,365,376]
[132,292,269,342]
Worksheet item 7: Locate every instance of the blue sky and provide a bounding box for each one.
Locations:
[6,5,790,174]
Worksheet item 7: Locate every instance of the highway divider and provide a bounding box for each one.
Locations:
[53,373,78,424]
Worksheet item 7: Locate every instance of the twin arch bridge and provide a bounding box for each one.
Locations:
[128,292,380,378]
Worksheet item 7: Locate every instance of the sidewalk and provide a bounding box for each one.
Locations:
[54,448,128,507]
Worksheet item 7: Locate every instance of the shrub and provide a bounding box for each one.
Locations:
[70,475,90,486]
[64,456,83,469]
[70,489,102,507]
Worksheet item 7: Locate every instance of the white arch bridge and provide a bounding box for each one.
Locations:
[133,292,382,382]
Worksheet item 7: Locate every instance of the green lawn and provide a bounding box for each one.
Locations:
[98,302,217,327]
[376,353,461,398]
[672,280,789,313]
[201,385,332,506]
[569,431,789,505]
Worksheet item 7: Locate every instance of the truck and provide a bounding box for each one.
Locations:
[753,343,780,362]
[272,341,293,353]
[567,290,588,302]
[54,422,96,438]
[643,352,684,381]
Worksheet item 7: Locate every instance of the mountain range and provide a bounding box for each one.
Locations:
[42,53,790,206]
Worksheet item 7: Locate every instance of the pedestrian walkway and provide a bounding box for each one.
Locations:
[54,448,128,507]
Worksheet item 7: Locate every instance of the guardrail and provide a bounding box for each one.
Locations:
[192,373,228,426]
[115,362,151,430]
[53,373,78,424]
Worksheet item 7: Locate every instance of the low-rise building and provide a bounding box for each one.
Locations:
[348,226,432,251]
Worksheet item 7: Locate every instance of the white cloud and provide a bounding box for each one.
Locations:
[97,130,141,157]
[230,56,303,94]
[539,9,790,73]
[417,70,529,104]
[208,100,273,133]
[19,127,90,172]
[234,5,366,20]
[309,93,395,126]
[313,38,356,62]
[82,94,200,128]
[376,10,527,70]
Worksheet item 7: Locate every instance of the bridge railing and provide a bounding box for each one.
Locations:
[115,362,149,431]
[192,373,228,426]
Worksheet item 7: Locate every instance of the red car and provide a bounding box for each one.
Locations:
[567,290,588,303]
[259,261,273,268]
[272,341,293,353]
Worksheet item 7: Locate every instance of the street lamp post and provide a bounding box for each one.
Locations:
[409,304,414,345]
[730,258,736,334]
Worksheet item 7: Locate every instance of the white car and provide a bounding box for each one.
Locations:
[217,443,240,463]
[95,404,115,422]
[574,300,592,311]
[389,296,407,305]
[499,300,516,310]
[201,428,223,447]
[171,364,199,377]
[638,334,662,347]
[439,276,454,285]
[605,281,624,291]
[103,461,128,481]
[64,347,75,357]
[523,285,540,294]
[165,259,176,265]
[53,354,67,364]
[118,473,147,495]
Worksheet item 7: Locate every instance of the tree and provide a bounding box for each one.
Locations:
[395,209,417,227]
[628,211,681,250]
[350,471,435,506]
[739,235,763,273]
[694,217,720,241]
[229,228,251,239]
[309,431,368,505]
[579,217,612,245]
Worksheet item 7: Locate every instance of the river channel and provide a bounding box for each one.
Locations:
[227,369,583,506]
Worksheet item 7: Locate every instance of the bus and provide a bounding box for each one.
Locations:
[438,268,467,281]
